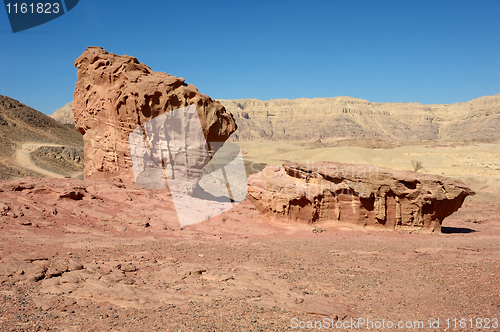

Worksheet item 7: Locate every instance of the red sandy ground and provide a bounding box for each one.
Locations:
[0,178,498,331]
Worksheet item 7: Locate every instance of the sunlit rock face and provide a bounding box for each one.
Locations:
[247,161,474,232]
[73,47,236,183]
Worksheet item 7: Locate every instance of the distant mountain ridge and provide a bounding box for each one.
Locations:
[219,94,500,142]
[50,95,500,142]
[50,101,74,125]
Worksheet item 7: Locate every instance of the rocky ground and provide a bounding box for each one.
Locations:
[30,146,84,178]
[0,177,498,331]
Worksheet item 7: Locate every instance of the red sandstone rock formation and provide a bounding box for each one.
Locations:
[247,162,475,232]
[73,47,236,181]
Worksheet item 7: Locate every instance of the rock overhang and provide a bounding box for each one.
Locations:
[247,161,474,232]
[73,46,237,181]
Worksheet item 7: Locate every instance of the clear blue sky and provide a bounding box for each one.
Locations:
[0,0,499,115]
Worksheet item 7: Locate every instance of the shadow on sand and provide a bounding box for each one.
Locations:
[441,226,476,234]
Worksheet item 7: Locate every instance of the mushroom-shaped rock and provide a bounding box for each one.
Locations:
[73,47,237,189]
[247,162,474,232]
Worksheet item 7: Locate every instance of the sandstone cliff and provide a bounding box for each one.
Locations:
[73,47,237,181]
[220,95,500,142]
[247,162,474,232]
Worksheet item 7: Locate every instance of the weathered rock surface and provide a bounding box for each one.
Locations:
[0,177,180,231]
[73,46,236,181]
[221,95,500,142]
[247,162,475,231]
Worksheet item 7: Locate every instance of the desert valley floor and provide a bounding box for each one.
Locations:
[0,141,499,331]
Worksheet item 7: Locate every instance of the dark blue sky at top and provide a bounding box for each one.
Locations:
[0,0,499,115]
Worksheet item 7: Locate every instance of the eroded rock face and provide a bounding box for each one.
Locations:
[221,95,500,142]
[247,162,474,232]
[73,47,236,181]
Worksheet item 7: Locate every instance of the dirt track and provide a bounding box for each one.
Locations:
[11,142,67,178]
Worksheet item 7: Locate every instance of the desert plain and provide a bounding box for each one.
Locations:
[1,141,499,331]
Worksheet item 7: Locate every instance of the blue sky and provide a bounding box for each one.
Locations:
[0,0,499,115]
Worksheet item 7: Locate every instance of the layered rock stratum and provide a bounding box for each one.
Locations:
[54,95,500,143]
[247,162,474,231]
[73,47,237,182]
[220,95,500,142]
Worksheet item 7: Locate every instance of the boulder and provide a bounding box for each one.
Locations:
[247,162,475,232]
[73,47,236,183]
